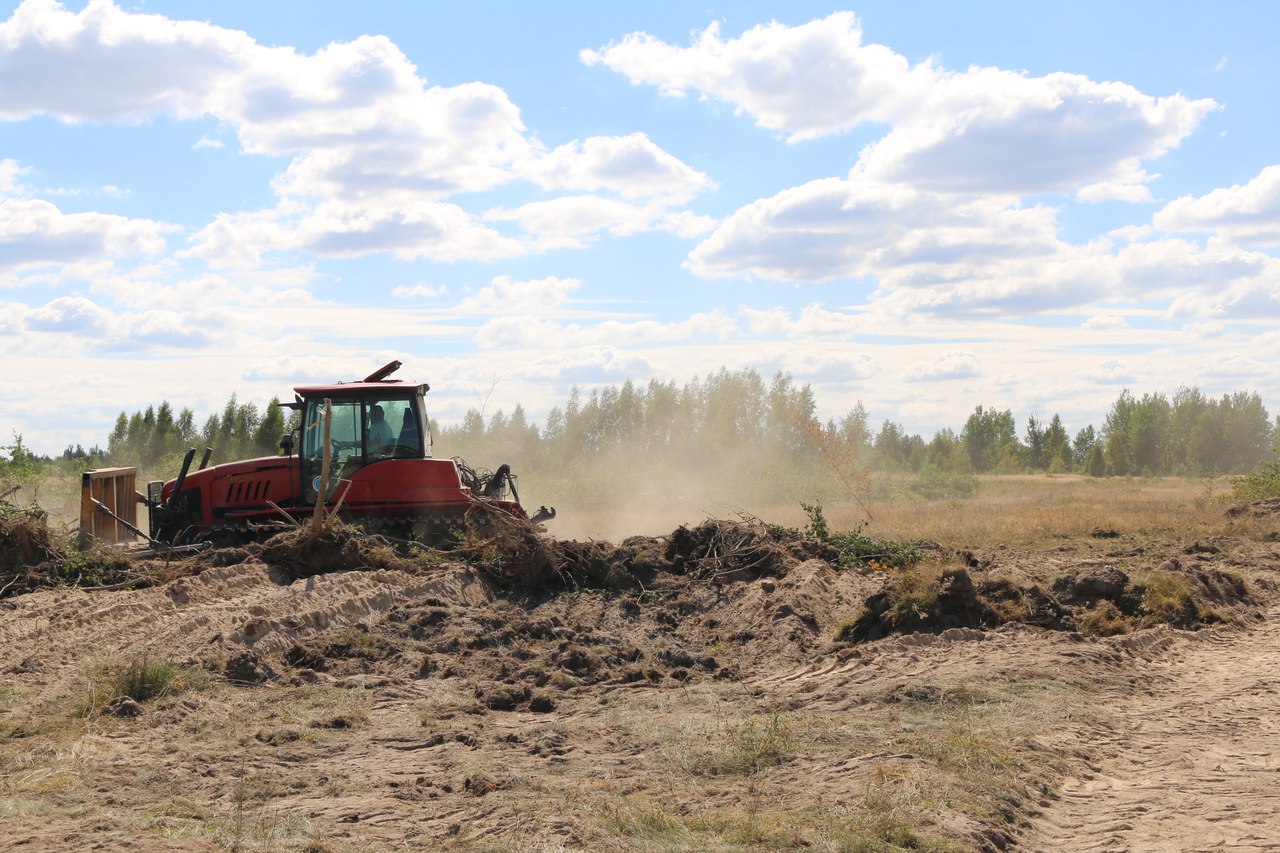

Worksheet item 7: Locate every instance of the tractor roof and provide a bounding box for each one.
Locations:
[292,360,429,398]
[294,380,428,398]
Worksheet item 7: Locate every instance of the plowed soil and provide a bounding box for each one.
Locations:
[2,513,1279,852]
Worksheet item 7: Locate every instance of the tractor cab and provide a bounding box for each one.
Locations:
[295,386,430,502]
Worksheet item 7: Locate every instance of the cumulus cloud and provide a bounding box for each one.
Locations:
[782,348,879,380]
[854,70,1211,196]
[741,303,866,338]
[0,0,709,268]
[1199,353,1265,378]
[0,158,29,193]
[0,197,174,273]
[582,12,929,142]
[587,11,1224,317]
[586,13,1213,197]
[689,177,1103,306]
[453,276,581,317]
[25,294,112,333]
[903,350,982,381]
[16,294,213,349]
[1094,360,1136,384]
[485,196,656,249]
[182,199,525,268]
[1154,165,1280,246]
[519,133,713,203]
[392,283,443,299]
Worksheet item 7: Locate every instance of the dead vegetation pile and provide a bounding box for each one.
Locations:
[258,521,423,579]
[0,501,142,597]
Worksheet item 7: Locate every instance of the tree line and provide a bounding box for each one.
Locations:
[8,370,1275,507]
[436,374,1277,488]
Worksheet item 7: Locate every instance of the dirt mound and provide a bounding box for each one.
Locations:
[840,556,1253,644]
[259,522,421,579]
[837,567,1032,643]
[1225,496,1280,518]
[553,517,830,592]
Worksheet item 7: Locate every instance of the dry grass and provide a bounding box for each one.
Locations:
[555,475,1250,549]
[827,475,1243,548]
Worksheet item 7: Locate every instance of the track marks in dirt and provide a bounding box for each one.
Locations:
[1025,609,1280,852]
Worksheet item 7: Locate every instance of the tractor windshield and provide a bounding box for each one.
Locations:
[300,394,425,501]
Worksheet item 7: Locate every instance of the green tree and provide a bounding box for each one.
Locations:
[1085,443,1107,477]
[961,406,1017,473]
[1103,390,1137,476]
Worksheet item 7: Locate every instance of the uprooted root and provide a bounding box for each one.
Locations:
[663,518,795,581]
[260,521,421,579]
[454,506,559,586]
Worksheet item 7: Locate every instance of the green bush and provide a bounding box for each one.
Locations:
[909,466,979,501]
[775,502,921,570]
[1231,457,1280,502]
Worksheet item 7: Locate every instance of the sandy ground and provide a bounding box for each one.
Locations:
[1025,601,1280,851]
[2,523,1279,851]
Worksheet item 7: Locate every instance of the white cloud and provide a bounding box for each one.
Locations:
[25,294,112,333]
[1200,353,1265,378]
[0,1,710,268]
[1181,320,1224,339]
[688,177,1095,304]
[520,133,713,203]
[854,70,1212,196]
[0,197,174,273]
[453,276,580,316]
[0,158,30,193]
[1153,165,1280,247]
[582,12,929,142]
[392,283,443,299]
[1094,360,1136,384]
[902,350,982,381]
[782,348,880,380]
[485,195,657,249]
[586,13,1214,197]
[183,199,526,267]
[741,302,867,338]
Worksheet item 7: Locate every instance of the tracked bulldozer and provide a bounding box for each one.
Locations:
[144,361,554,547]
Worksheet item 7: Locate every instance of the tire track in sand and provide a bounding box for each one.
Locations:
[1024,607,1280,852]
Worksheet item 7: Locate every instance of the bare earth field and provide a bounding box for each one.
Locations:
[2,477,1279,852]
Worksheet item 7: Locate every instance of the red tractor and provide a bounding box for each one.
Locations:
[147,362,553,546]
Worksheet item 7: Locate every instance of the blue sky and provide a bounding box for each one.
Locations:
[3,0,1278,456]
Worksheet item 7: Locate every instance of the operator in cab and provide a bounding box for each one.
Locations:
[368,404,394,456]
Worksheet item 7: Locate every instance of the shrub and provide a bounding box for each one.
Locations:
[909,466,979,501]
[1231,457,1280,502]
[781,503,920,569]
